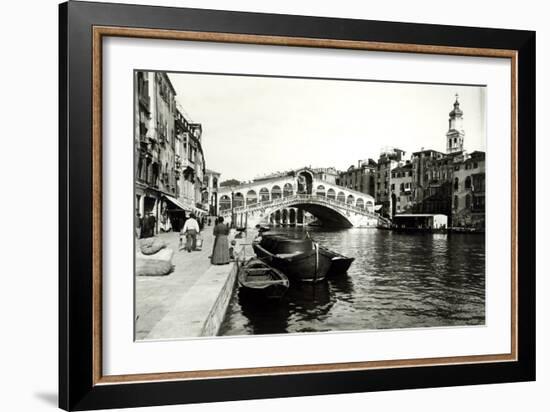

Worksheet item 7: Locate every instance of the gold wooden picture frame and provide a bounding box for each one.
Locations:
[59,2,534,410]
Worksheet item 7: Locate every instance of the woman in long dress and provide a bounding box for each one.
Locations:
[211,216,230,265]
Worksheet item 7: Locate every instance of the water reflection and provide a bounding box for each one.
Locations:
[219,227,485,336]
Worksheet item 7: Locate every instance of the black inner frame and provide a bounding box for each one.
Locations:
[59,1,536,410]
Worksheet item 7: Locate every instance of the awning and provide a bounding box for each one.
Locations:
[162,195,190,212]
[374,205,383,211]
[163,195,209,216]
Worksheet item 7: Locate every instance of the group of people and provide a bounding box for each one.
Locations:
[136,212,156,239]
[180,214,232,265]
[136,209,233,265]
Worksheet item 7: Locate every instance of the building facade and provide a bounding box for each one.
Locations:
[175,107,206,212]
[336,95,486,229]
[390,162,414,215]
[135,71,208,235]
[410,96,485,228]
[452,151,485,229]
[204,169,221,216]
[336,159,377,197]
[375,148,406,217]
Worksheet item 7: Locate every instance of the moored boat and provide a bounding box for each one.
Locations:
[319,246,355,276]
[253,234,354,282]
[238,258,290,299]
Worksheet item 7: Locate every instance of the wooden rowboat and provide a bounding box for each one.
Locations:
[238,259,290,299]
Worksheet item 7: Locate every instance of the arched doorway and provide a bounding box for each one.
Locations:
[219,195,231,211]
[246,190,257,206]
[327,188,336,200]
[233,192,244,208]
[297,170,313,194]
[289,208,296,225]
[337,192,345,203]
[283,183,293,197]
[271,185,282,200]
[316,185,326,197]
[282,209,288,225]
[356,198,365,209]
[274,210,282,225]
[259,187,270,202]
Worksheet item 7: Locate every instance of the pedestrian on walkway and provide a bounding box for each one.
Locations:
[181,213,200,252]
[135,212,143,238]
[142,211,156,238]
[211,216,230,265]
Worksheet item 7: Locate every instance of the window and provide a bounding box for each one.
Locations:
[465,194,471,209]
[465,176,472,189]
[454,177,459,191]
[454,195,458,209]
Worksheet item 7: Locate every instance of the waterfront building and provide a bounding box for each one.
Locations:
[410,149,453,218]
[134,71,178,233]
[134,71,208,234]
[452,151,485,229]
[336,159,377,197]
[409,96,485,228]
[375,148,406,217]
[390,162,414,215]
[204,169,221,215]
[311,167,340,184]
[174,106,208,222]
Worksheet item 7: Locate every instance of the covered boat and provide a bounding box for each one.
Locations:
[253,234,352,282]
[238,258,290,299]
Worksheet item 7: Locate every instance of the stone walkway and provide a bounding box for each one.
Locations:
[135,228,219,340]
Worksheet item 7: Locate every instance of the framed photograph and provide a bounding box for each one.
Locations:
[59,1,536,410]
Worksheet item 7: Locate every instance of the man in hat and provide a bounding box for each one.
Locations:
[180,213,200,252]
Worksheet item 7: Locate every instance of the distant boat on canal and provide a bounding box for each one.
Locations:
[391,213,448,234]
[252,233,354,282]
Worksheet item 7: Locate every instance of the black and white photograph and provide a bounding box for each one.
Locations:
[134,71,486,340]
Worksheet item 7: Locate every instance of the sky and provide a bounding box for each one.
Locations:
[168,72,486,182]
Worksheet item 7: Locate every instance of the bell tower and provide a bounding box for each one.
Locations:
[446,94,465,154]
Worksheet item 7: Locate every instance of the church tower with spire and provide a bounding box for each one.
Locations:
[446,94,465,154]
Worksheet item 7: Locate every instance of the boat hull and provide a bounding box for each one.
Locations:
[253,242,331,282]
[319,247,355,276]
[238,259,290,299]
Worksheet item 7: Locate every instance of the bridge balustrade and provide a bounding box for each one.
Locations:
[218,193,376,217]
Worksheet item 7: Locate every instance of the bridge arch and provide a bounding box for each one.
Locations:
[347,194,354,205]
[234,192,244,208]
[259,187,270,202]
[246,189,257,205]
[297,170,314,194]
[327,188,336,200]
[283,183,293,197]
[289,208,296,224]
[271,185,282,200]
[219,195,231,211]
[337,191,345,203]
[356,198,365,209]
[316,185,326,197]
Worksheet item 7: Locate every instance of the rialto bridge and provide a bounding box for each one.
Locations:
[216,168,380,228]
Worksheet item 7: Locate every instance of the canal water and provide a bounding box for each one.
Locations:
[219,227,485,336]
